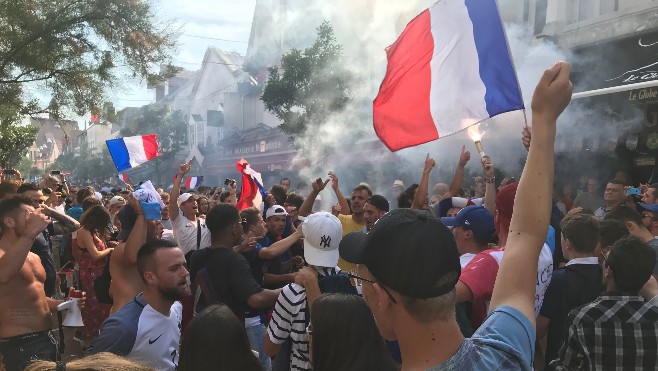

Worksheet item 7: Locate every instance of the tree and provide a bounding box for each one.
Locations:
[119,104,187,185]
[0,110,38,169]
[261,21,353,139]
[0,0,180,116]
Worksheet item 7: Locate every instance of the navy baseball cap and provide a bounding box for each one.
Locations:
[638,203,658,213]
[441,205,495,243]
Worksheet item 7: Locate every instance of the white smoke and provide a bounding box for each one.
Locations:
[257,1,643,207]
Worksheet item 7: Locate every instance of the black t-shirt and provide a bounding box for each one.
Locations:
[190,247,263,321]
[540,262,602,367]
[30,227,55,297]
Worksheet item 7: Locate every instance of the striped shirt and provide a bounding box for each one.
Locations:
[267,266,340,371]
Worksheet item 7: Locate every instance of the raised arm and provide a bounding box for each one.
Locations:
[444,146,470,200]
[170,161,191,222]
[121,195,146,265]
[489,62,572,327]
[328,172,350,215]
[259,225,303,260]
[481,156,496,215]
[299,178,329,217]
[412,154,435,209]
[60,173,69,195]
[42,205,80,232]
[0,208,49,283]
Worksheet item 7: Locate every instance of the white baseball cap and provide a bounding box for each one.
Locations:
[303,212,342,268]
[265,205,288,219]
[109,196,126,206]
[177,193,194,207]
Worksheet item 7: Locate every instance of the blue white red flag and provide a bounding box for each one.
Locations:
[106,134,160,172]
[116,174,130,183]
[185,176,203,189]
[235,159,268,210]
[373,0,524,151]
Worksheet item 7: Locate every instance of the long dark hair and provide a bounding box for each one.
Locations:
[79,205,111,240]
[311,293,398,371]
[179,304,262,371]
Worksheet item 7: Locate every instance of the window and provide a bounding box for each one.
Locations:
[534,0,547,35]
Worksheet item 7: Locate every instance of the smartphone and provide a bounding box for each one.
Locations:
[51,170,61,175]
[2,169,15,174]
[626,187,642,195]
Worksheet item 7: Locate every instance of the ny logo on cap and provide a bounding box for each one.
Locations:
[320,235,331,248]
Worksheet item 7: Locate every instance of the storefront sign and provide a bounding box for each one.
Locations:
[628,87,658,103]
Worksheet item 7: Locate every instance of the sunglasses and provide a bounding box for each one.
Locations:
[347,270,397,304]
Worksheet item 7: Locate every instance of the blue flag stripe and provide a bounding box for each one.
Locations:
[106,138,132,172]
[465,0,524,116]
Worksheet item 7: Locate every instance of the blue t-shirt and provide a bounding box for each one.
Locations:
[427,306,535,370]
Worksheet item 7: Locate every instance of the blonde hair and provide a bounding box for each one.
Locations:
[24,353,154,371]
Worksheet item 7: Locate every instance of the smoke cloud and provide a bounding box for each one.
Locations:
[253,0,645,207]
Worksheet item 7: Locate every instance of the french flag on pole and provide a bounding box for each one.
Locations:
[235,159,269,211]
[106,134,160,172]
[116,174,130,183]
[373,0,524,151]
[185,176,203,189]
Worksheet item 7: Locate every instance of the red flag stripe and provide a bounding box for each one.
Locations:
[373,9,438,151]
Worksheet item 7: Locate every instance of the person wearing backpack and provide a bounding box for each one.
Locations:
[264,212,355,371]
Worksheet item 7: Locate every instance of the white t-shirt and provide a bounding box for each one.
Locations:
[92,294,182,371]
[171,214,211,255]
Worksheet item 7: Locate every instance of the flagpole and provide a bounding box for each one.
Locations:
[572,80,658,99]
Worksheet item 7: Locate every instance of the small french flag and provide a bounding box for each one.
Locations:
[106,134,160,172]
[116,174,130,183]
[185,176,203,189]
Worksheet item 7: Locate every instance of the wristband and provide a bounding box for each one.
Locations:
[485,177,496,184]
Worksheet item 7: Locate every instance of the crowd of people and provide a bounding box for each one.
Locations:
[0,62,657,371]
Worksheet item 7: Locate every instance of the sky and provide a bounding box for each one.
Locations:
[108,0,258,110]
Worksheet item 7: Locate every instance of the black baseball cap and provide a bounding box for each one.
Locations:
[366,195,390,212]
[339,208,460,299]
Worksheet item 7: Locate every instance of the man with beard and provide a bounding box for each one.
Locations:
[91,240,189,371]
[363,195,389,231]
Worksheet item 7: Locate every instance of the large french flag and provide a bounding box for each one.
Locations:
[106,134,160,172]
[373,0,524,151]
[185,176,203,189]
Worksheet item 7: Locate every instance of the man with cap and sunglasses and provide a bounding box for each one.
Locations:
[336,61,573,370]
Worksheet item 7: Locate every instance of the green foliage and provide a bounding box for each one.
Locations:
[0,110,38,168]
[0,0,180,116]
[261,21,353,138]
